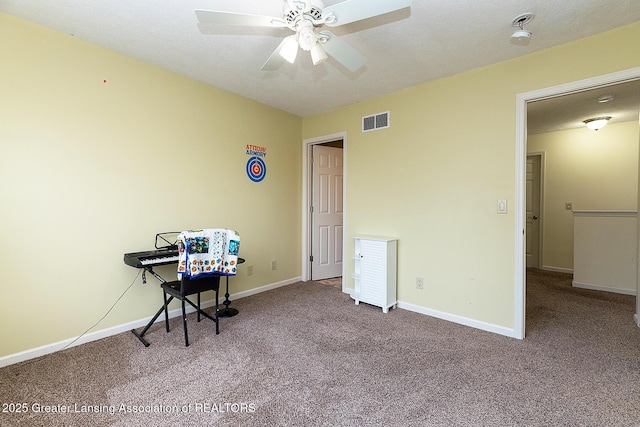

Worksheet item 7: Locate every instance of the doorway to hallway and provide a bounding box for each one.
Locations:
[301,132,347,291]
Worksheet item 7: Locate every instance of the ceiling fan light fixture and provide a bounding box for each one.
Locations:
[279,35,299,63]
[297,24,317,51]
[196,0,413,72]
[583,116,611,131]
[310,43,328,65]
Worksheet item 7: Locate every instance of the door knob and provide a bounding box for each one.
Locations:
[533,216,538,220]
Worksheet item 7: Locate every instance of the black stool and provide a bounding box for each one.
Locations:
[161,274,220,346]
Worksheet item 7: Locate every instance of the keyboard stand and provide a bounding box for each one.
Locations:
[131,267,172,347]
[130,258,245,346]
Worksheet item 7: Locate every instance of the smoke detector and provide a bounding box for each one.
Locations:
[511,13,534,45]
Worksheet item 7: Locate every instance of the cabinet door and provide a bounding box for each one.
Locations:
[360,240,386,304]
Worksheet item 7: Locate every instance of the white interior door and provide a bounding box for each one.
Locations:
[311,145,344,280]
[526,155,541,268]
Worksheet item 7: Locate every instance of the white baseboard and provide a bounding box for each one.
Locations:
[572,280,637,296]
[344,288,517,339]
[541,265,574,274]
[230,277,301,301]
[396,301,518,339]
[0,318,149,369]
[0,277,301,368]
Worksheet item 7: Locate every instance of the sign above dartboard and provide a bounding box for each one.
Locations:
[246,144,267,183]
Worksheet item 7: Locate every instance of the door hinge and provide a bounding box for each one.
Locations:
[310,255,314,262]
[310,206,314,213]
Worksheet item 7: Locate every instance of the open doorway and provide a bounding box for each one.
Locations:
[302,132,348,292]
[516,67,640,339]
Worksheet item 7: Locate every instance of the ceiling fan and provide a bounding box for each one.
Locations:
[195,0,412,72]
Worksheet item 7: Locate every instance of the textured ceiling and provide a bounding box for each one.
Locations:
[528,80,640,134]
[2,0,640,130]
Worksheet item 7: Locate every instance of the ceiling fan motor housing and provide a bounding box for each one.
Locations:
[284,0,324,25]
[283,0,327,52]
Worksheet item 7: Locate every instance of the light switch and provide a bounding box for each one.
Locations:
[497,200,508,214]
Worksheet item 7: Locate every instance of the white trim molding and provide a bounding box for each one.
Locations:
[572,281,637,296]
[515,66,640,340]
[572,210,637,217]
[397,301,517,338]
[541,265,574,274]
[0,277,301,368]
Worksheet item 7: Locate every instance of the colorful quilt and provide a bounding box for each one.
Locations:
[177,229,240,279]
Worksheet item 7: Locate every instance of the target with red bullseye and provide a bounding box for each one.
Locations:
[246,156,266,182]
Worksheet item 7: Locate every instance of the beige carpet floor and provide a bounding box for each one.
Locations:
[1,269,639,426]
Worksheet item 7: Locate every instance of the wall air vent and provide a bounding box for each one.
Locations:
[362,111,390,132]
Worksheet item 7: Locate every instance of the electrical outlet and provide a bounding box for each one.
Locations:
[271,260,277,270]
[247,265,254,276]
[416,277,424,290]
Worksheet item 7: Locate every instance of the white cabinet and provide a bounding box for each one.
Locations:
[353,236,397,313]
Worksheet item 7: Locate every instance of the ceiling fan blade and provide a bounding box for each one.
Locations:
[195,9,288,27]
[261,39,288,71]
[322,0,412,27]
[319,31,366,72]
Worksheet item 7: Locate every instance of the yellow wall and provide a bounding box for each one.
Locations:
[302,21,640,330]
[0,13,302,357]
[528,122,639,271]
[3,11,640,360]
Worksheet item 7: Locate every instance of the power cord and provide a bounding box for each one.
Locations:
[60,268,142,351]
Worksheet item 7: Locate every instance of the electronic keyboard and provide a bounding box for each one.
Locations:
[123,248,179,269]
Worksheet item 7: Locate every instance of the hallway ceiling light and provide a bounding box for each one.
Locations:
[583,116,611,131]
[597,93,616,103]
